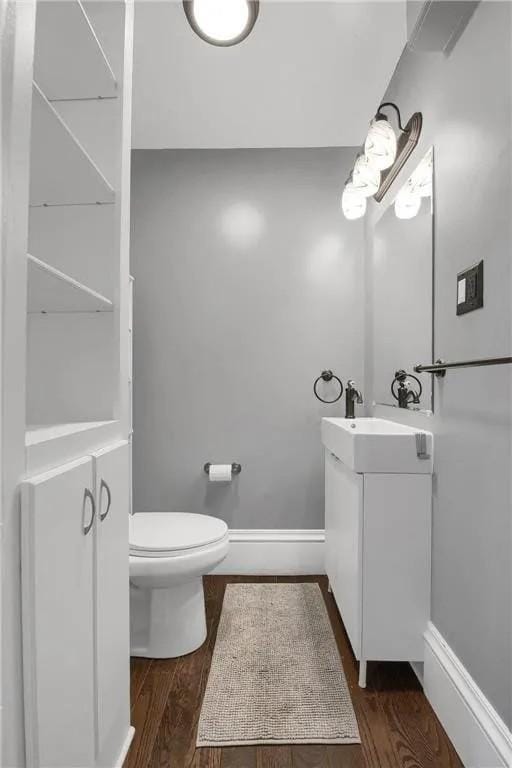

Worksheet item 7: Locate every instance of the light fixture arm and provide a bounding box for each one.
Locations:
[376,102,408,133]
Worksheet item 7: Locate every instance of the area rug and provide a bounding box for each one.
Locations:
[196,583,360,746]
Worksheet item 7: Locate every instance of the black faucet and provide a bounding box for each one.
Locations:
[345,380,363,419]
[393,370,421,409]
[397,381,421,408]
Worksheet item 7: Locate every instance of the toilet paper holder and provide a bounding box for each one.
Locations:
[204,462,242,476]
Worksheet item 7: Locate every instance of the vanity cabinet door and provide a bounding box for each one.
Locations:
[324,450,363,658]
[22,456,96,768]
[93,441,131,768]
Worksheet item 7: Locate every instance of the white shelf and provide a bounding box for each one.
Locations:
[25,420,120,475]
[26,421,116,447]
[27,254,113,314]
[34,0,117,100]
[30,83,115,206]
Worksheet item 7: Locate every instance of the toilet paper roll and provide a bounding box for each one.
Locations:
[208,464,232,482]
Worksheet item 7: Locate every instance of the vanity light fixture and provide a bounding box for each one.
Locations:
[364,111,397,171]
[341,181,367,220]
[183,0,259,47]
[394,147,433,219]
[394,185,422,219]
[352,154,380,198]
[341,101,422,219]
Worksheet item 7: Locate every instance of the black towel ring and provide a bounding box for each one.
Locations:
[313,370,344,404]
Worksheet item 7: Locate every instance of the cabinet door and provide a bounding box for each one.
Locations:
[325,450,363,658]
[22,456,96,768]
[93,441,131,767]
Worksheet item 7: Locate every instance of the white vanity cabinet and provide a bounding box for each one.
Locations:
[22,442,131,768]
[324,435,432,688]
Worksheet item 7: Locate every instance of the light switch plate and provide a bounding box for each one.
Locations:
[457,260,483,315]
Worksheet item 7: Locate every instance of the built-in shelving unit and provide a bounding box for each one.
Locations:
[24,0,132,475]
[33,0,117,100]
[30,84,114,207]
[27,254,113,314]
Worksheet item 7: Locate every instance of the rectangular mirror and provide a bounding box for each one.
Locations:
[371,147,434,413]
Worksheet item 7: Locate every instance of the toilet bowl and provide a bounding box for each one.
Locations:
[129,512,229,658]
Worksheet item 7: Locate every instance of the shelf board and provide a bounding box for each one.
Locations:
[26,420,117,447]
[34,0,117,100]
[27,254,113,314]
[25,420,120,475]
[30,83,115,206]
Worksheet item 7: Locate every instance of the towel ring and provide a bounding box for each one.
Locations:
[313,370,344,404]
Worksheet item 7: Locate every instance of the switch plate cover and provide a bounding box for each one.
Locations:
[457,260,483,315]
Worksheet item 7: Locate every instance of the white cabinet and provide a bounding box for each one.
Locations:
[325,449,431,688]
[22,442,132,768]
[93,442,130,768]
[325,451,362,657]
[21,457,97,768]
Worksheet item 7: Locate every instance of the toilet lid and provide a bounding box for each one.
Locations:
[129,512,228,554]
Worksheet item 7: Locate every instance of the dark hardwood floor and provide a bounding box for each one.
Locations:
[126,576,463,768]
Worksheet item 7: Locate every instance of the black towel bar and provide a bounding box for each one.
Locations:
[414,356,512,377]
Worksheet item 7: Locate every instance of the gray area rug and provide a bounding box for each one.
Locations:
[197,583,361,746]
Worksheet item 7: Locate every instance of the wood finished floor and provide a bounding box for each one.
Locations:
[127,576,463,768]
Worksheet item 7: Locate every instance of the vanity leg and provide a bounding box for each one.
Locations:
[358,659,367,688]
[327,580,332,593]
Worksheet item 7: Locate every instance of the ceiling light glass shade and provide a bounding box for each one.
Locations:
[364,117,397,171]
[352,155,380,198]
[342,183,367,220]
[183,0,259,46]
[394,187,422,219]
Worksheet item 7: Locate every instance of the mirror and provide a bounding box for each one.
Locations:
[370,147,434,413]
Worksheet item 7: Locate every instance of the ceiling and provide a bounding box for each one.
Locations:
[132,1,407,149]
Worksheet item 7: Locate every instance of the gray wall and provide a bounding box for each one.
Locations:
[130,148,364,529]
[365,1,511,725]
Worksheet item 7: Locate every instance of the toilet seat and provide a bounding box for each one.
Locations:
[129,512,228,558]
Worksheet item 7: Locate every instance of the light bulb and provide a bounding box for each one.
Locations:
[364,117,397,171]
[342,183,367,220]
[394,186,421,219]
[352,155,380,198]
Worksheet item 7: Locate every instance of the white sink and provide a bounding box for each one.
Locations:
[321,417,433,474]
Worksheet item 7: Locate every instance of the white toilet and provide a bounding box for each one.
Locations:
[129,512,229,658]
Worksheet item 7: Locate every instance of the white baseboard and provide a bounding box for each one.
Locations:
[424,623,512,768]
[212,529,325,575]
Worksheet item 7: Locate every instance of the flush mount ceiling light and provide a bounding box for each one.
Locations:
[183,0,259,47]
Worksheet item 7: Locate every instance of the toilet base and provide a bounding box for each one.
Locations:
[130,577,207,658]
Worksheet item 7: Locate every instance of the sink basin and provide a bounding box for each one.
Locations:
[322,417,433,474]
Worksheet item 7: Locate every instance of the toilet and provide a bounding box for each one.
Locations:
[129,512,229,658]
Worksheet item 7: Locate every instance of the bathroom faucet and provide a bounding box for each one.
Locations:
[397,380,421,408]
[345,380,363,419]
[393,370,421,409]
